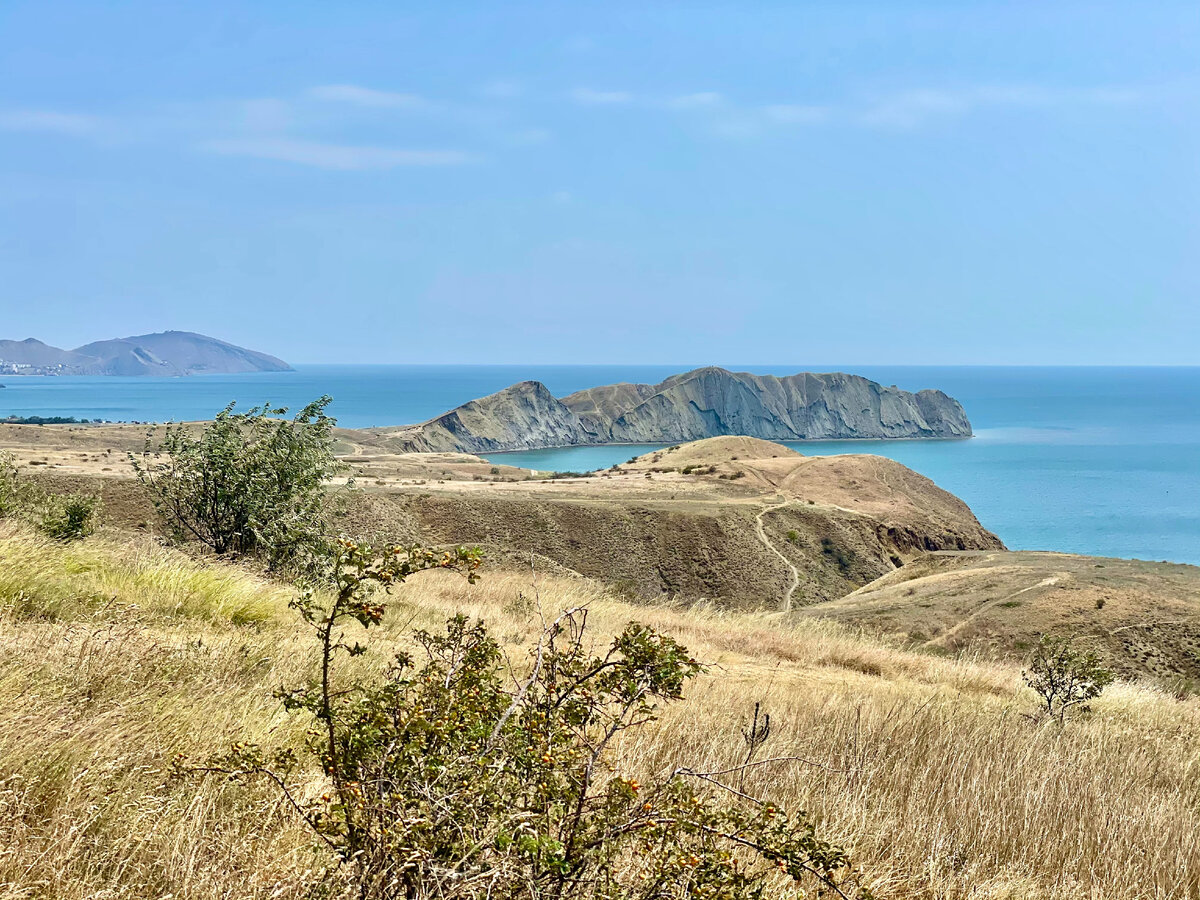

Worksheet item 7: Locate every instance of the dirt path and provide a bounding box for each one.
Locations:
[755,500,800,611]
[924,575,1061,649]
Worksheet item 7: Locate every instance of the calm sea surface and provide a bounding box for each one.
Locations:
[2,365,1197,566]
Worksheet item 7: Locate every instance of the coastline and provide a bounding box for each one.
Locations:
[480,433,976,456]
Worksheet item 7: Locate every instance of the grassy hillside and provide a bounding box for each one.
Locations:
[800,549,1200,684]
[1,523,1198,898]
[0,429,1002,609]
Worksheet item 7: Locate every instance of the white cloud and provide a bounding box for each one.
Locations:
[707,116,763,139]
[0,109,104,137]
[761,104,828,124]
[570,88,633,105]
[860,90,969,127]
[860,85,1143,128]
[668,92,723,109]
[308,84,425,108]
[505,127,552,146]
[972,85,1140,107]
[480,80,522,99]
[239,98,292,133]
[202,138,474,170]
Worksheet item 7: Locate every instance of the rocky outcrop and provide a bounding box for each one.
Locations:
[393,381,588,454]
[387,367,972,453]
[0,331,291,376]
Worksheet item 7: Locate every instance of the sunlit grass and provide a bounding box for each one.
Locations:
[0,522,287,624]
[0,528,1197,898]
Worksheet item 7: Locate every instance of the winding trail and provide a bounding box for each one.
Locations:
[923,575,1061,650]
[754,500,800,612]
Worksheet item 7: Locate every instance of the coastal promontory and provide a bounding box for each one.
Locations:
[382,366,973,453]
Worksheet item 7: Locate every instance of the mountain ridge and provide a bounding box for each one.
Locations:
[382,366,973,452]
[0,330,291,376]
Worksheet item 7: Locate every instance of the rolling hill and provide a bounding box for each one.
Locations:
[0,330,291,376]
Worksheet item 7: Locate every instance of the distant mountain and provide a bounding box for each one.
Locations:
[382,366,973,453]
[0,331,292,376]
[0,338,83,369]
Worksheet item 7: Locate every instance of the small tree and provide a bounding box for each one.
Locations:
[189,541,872,900]
[131,397,341,567]
[1023,634,1114,723]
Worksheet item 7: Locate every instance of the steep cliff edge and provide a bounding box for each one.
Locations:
[389,381,589,453]
[384,367,972,453]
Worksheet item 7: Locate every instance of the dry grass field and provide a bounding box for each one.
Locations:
[804,550,1200,682]
[1,522,1198,899]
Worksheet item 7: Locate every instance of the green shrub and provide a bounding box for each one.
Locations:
[1023,634,1114,723]
[0,451,99,541]
[37,492,101,540]
[191,541,871,900]
[786,530,799,544]
[131,397,341,568]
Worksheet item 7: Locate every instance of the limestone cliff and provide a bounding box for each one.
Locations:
[392,381,588,453]
[385,366,972,453]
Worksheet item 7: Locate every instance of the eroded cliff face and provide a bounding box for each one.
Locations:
[386,367,972,453]
[393,381,587,453]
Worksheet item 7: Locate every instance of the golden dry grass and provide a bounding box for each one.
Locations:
[0,525,1197,898]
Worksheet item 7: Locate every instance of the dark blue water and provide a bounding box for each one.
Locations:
[2,365,1197,565]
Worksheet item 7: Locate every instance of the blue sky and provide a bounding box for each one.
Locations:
[1,2,1197,365]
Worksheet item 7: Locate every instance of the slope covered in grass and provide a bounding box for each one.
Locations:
[0,526,1198,898]
[803,549,1200,682]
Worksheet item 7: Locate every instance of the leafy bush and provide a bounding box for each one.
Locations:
[131,397,341,568]
[786,530,799,544]
[1023,634,1114,723]
[0,451,100,540]
[192,541,871,900]
[37,491,101,540]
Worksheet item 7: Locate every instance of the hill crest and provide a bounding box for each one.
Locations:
[0,330,291,376]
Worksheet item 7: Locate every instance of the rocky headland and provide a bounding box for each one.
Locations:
[382,366,972,453]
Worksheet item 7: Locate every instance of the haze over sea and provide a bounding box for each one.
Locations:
[2,365,1197,566]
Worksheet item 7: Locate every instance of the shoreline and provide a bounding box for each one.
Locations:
[480,434,976,455]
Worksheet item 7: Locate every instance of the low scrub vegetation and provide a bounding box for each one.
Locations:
[0,450,100,540]
[187,540,869,899]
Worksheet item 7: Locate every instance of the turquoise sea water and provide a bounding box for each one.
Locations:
[2,365,1197,566]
